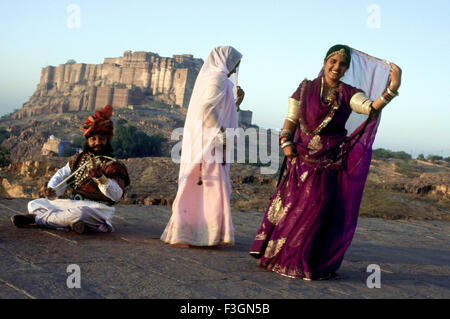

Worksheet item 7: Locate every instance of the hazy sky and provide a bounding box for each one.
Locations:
[0,0,449,157]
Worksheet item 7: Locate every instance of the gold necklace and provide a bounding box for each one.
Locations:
[299,77,341,136]
[320,76,339,104]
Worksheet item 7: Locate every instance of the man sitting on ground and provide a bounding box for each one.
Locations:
[11,104,130,234]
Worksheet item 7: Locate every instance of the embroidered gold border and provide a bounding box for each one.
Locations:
[267,192,291,225]
[299,78,341,136]
[264,237,287,259]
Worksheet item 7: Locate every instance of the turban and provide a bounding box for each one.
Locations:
[324,44,351,67]
[82,105,114,138]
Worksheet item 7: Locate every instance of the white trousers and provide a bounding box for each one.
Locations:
[28,198,115,232]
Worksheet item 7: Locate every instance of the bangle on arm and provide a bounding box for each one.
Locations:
[286,98,300,124]
[380,86,399,105]
[279,128,293,144]
[387,87,399,97]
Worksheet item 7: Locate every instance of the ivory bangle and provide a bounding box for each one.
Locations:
[281,141,293,149]
[387,87,399,96]
[286,98,300,123]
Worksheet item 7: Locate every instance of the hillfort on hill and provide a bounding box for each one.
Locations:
[12,50,205,119]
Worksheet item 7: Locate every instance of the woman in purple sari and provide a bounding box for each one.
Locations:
[249,45,402,280]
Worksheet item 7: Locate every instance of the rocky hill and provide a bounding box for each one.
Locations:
[11,50,203,120]
[0,103,188,163]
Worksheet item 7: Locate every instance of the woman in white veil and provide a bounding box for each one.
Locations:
[161,46,244,247]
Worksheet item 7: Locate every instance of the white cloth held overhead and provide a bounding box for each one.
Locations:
[341,48,391,134]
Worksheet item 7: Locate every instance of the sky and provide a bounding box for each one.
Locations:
[0,0,449,157]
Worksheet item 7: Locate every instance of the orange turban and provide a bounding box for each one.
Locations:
[82,105,114,138]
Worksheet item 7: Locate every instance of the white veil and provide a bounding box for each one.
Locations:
[341,48,391,134]
[178,46,242,181]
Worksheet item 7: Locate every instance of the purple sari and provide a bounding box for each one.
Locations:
[250,66,388,279]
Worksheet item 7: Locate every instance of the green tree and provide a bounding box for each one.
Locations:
[372,148,412,160]
[111,122,165,158]
[427,154,443,162]
[62,147,77,157]
[115,118,128,126]
[71,136,85,148]
[372,148,392,159]
[391,151,412,160]
[0,146,11,167]
[417,154,426,161]
[65,59,77,64]
[0,127,10,144]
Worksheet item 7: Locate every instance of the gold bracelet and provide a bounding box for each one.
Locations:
[281,141,293,149]
[280,128,293,139]
[92,175,108,185]
[380,96,388,104]
[387,87,399,96]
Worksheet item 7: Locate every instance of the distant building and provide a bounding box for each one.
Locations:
[42,135,72,156]
[238,109,253,126]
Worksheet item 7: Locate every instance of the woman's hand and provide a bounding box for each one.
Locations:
[283,144,298,158]
[236,86,245,108]
[389,63,402,91]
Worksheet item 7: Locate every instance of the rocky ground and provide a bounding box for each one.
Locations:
[0,198,449,300]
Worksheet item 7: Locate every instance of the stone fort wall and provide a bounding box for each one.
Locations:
[38,50,203,111]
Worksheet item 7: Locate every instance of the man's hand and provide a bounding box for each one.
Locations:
[88,156,103,178]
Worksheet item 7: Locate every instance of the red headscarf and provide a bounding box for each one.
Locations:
[82,105,114,138]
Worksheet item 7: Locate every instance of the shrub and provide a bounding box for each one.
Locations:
[427,154,443,162]
[111,122,165,158]
[62,147,77,157]
[372,148,412,160]
[0,146,11,167]
[71,136,85,148]
[0,127,10,144]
